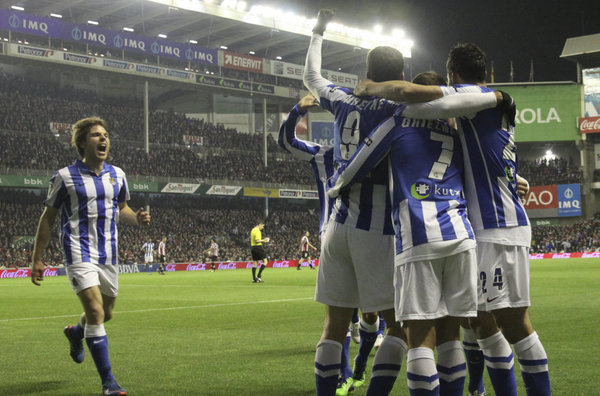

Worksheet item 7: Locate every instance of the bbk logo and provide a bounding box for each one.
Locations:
[24,178,43,185]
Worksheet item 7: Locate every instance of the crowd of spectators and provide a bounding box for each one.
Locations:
[531,213,600,253]
[0,191,321,268]
[0,73,314,186]
[519,157,583,186]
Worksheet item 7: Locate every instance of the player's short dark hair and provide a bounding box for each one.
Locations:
[412,71,447,86]
[366,46,404,82]
[446,42,486,83]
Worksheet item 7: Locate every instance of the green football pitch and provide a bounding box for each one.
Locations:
[1,258,599,395]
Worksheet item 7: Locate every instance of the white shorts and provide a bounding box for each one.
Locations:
[315,220,395,313]
[144,255,154,264]
[476,242,530,311]
[394,248,477,321]
[66,263,119,297]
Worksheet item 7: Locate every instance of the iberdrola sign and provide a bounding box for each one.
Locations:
[490,83,581,142]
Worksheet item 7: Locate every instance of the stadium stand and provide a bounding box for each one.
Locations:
[0,73,315,186]
[518,157,583,186]
[0,191,320,268]
[531,213,600,253]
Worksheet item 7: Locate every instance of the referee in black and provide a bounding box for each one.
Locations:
[250,221,269,283]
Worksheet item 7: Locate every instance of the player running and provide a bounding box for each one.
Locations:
[31,116,150,396]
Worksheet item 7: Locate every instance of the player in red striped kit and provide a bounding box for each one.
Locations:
[298,231,318,270]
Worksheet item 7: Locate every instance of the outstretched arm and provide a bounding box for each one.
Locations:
[303,9,336,100]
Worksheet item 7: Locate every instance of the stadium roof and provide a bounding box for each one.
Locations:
[561,33,600,69]
[2,0,411,77]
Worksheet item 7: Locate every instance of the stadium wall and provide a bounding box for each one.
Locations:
[5,253,600,280]
[0,259,320,280]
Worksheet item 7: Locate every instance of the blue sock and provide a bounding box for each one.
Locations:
[513,332,551,396]
[352,309,359,324]
[479,332,517,396]
[71,322,84,339]
[355,319,378,375]
[340,330,353,380]
[377,314,386,335]
[366,335,407,396]
[462,327,485,394]
[86,335,115,384]
[315,339,342,396]
[436,341,465,396]
[407,347,439,396]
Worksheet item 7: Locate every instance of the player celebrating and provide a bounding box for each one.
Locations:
[204,238,219,271]
[447,43,551,396]
[354,45,548,395]
[327,85,478,396]
[141,240,155,274]
[157,236,166,275]
[250,222,269,283]
[31,116,150,396]
[305,9,507,396]
[298,231,317,270]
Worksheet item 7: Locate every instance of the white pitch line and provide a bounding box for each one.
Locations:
[0,297,313,323]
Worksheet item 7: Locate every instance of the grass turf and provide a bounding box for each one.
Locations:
[0,258,598,395]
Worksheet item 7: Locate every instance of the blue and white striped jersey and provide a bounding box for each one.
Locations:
[328,116,475,261]
[452,84,531,246]
[45,160,129,266]
[303,34,499,235]
[278,104,336,235]
[142,242,155,257]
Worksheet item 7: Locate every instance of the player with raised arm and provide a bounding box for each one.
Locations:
[305,9,509,396]
[31,116,150,396]
[353,43,549,396]
[327,85,478,396]
[250,222,269,283]
[298,231,318,270]
[141,240,155,274]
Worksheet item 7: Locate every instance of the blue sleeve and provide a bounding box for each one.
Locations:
[278,104,322,161]
[45,171,67,209]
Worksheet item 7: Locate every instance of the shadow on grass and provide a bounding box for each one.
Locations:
[0,380,82,395]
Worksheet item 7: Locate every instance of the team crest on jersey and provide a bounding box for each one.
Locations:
[504,165,515,182]
[109,177,116,185]
[411,180,432,200]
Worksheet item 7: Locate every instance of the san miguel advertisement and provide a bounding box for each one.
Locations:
[521,184,581,218]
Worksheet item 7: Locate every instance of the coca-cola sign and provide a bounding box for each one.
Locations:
[579,116,600,134]
[0,268,31,278]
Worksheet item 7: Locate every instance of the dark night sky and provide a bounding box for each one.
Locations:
[273,0,600,82]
